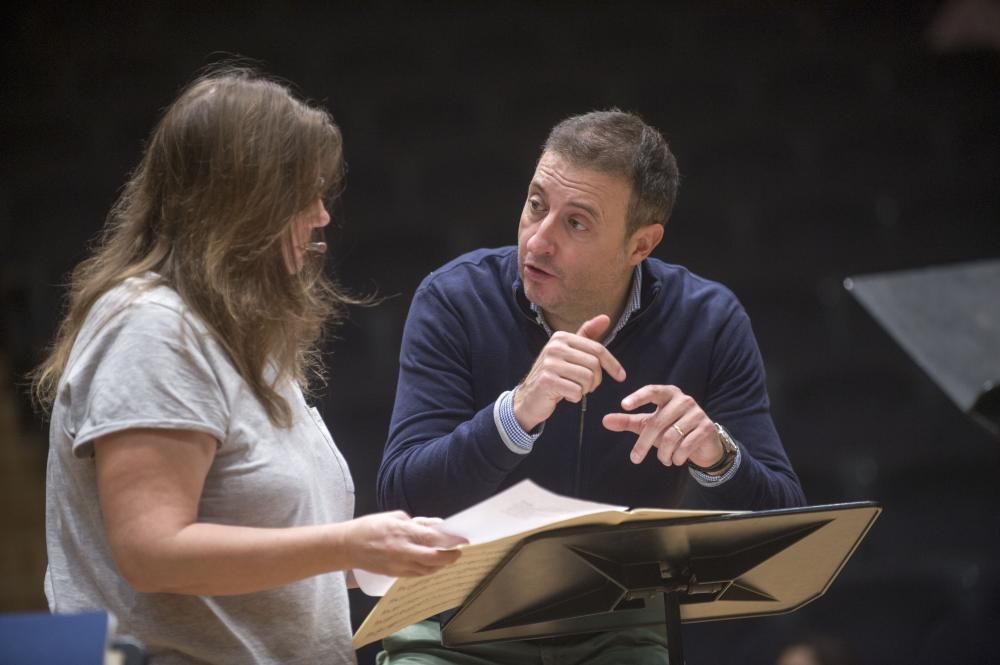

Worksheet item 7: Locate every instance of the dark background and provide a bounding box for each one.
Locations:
[2,2,999,664]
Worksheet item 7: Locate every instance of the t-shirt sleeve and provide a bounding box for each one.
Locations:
[66,301,229,458]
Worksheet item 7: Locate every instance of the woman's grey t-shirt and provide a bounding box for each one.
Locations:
[44,276,357,665]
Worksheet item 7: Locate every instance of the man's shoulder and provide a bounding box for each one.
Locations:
[419,246,517,293]
[643,257,740,306]
[406,247,522,333]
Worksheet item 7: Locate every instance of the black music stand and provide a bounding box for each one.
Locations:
[442,502,880,664]
[845,259,1000,436]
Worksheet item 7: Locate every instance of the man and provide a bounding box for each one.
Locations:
[376,110,805,663]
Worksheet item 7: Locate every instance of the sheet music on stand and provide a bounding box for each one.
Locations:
[352,480,729,648]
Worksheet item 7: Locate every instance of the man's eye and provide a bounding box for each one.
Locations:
[529,198,543,212]
[569,218,586,230]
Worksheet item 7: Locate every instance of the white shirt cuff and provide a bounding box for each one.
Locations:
[689,442,742,487]
[493,389,542,455]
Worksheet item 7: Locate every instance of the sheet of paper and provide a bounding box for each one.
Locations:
[352,480,726,649]
[440,479,627,542]
[354,479,626,596]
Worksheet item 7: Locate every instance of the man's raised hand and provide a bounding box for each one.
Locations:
[512,314,626,432]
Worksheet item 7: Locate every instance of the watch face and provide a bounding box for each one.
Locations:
[716,425,735,451]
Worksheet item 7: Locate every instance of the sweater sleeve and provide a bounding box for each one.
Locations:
[688,302,806,511]
[376,282,528,516]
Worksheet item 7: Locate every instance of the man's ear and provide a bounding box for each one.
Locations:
[627,224,664,265]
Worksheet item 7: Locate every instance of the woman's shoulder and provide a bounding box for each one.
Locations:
[110,272,182,312]
[81,273,211,349]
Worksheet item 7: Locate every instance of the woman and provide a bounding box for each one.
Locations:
[31,66,463,664]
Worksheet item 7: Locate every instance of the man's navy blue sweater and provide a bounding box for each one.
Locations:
[377,247,804,517]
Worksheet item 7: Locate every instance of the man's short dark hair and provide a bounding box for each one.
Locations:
[543,110,679,235]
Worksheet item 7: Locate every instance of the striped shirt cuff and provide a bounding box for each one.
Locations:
[493,389,542,455]
[689,443,742,487]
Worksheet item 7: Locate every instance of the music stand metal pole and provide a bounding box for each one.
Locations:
[664,590,684,665]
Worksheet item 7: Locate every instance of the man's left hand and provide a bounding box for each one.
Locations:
[602,385,724,469]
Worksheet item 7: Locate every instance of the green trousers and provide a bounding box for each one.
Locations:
[376,621,670,665]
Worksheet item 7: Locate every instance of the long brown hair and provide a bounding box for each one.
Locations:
[32,65,357,427]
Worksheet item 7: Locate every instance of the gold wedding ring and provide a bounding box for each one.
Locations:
[672,423,687,438]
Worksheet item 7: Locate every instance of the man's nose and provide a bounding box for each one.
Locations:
[526,216,557,255]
